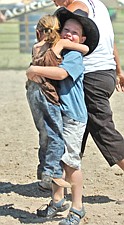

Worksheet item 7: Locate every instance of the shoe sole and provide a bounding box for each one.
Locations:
[52,178,71,188]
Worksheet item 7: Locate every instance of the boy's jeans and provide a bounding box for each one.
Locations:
[26,81,64,179]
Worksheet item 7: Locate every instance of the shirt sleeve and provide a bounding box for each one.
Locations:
[59,50,84,81]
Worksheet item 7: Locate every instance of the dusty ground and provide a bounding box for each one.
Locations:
[0,70,124,225]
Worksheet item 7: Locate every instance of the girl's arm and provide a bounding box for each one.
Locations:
[52,39,89,56]
[32,45,37,63]
[32,44,40,60]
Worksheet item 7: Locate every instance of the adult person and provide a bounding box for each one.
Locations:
[26,7,99,225]
[0,11,6,22]
[51,0,124,171]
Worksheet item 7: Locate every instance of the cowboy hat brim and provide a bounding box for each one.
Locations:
[54,7,99,55]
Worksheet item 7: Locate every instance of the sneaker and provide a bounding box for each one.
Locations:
[37,165,43,180]
[38,174,52,191]
[37,170,42,180]
[37,198,69,218]
[59,206,85,225]
[38,181,52,191]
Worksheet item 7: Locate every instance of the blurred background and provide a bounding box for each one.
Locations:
[0,0,124,69]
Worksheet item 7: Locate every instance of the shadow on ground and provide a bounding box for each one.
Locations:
[0,204,64,224]
[0,181,51,198]
[0,181,116,224]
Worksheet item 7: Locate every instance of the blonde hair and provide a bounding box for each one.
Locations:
[36,15,60,46]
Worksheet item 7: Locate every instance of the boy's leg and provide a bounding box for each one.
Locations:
[36,116,86,220]
[52,183,65,202]
[64,165,83,210]
[37,183,69,218]
[59,116,86,224]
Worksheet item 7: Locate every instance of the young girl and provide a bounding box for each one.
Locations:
[26,13,89,190]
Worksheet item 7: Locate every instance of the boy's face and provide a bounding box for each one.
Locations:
[61,19,85,44]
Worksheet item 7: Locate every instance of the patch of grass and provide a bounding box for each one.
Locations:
[0,49,31,70]
[0,19,32,69]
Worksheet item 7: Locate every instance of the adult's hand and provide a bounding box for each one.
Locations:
[116,70,124,92]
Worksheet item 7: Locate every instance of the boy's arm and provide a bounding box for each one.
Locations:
[53,39,89,56]
[26,65,68,82]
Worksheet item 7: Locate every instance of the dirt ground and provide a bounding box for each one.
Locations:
[0,70,124,225]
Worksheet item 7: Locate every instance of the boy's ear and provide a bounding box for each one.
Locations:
[81,36,86,44]
[36,29,41,41]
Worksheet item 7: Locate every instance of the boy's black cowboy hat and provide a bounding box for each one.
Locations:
[54,7,100,55]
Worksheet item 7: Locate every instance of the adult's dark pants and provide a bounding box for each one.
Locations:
[81,69,124,166]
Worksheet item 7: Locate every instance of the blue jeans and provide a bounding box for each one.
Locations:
[26,81,64,178]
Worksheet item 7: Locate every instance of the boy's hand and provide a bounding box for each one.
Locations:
[32,75,42,83]
[26,66,42,83]
[26,66,35,80]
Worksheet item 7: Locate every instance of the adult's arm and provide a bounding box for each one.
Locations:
[66,1,89,13]
[114,43,124,92]
[0,11,6,22]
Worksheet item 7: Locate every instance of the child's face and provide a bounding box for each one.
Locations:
[61,19,84,44]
